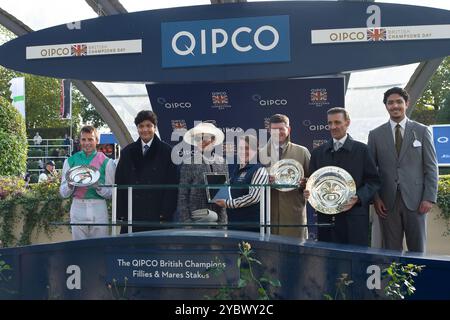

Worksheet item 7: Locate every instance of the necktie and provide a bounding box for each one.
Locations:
[334,141,342,152]
[143,144,149,156]
[395,124,403,155]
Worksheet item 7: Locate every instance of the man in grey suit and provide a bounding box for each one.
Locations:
[368,87,438,252]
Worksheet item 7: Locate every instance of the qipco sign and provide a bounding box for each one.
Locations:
[161,15,290,68]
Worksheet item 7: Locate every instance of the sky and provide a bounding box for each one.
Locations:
[0,0,449,31]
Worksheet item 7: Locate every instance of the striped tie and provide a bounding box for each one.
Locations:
[143,144,149,156]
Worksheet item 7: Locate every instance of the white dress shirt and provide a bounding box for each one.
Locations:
[333,134,348,151]
[141,138,153,155]
[389,117,407,140]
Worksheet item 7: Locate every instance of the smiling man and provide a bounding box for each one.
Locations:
[305,108,380,246]
[259,114,311,240]
[60,125,116,240]
[115,110,178,233]
[368,87,438,253]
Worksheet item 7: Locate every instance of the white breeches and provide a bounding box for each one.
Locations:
[70,199,109,240]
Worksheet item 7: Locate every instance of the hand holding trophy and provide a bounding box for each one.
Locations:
[270,159,304,192]
[305,166,356,214]
[66,165,101,187]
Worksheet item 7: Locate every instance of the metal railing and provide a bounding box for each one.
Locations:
[27,139,72,172]
[52,183,332,240]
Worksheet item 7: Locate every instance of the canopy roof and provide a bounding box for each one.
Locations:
[0,0,448,144]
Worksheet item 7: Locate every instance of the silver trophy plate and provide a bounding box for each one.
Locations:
[270,159,304,192]
[306,166,356,214]
[66,165,100,187]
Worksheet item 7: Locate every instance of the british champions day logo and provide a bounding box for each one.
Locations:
[309,88,330,107]
[211,92,231,110]
[26,40,142,59]
[311,4,450,44]
[161,15,290,68]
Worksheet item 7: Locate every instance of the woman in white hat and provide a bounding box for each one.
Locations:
[176,122,228,224]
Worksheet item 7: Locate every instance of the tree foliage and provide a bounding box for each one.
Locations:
[412,57,450,125]
[0,96,28,176]
[435,90,450,124]
[1,23,106,135]
[0,68,106,135]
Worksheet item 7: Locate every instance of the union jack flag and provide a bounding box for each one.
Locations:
[171,120,187,130]
[311,89,327,102]
[212,92,228,105]
[367,28,386,41]
[71,44,87,56]
[313,139,328,148]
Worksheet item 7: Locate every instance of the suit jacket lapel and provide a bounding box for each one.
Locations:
[398,120,413,162]
[132,139,144,162]
[145,136,159,161]
[382,122,396,157]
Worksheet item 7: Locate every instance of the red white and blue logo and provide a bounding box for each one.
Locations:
[367,28,386,41]
[309,88,329,107]
[211,92,231,110]
[71,44,87,56]
[212,92,229,105]
[171,120,187,130]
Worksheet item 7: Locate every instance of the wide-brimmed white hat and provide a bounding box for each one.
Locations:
[183,122,224,146]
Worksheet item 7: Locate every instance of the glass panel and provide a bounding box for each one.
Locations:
[346,64,419,143]
[93,82,151,141]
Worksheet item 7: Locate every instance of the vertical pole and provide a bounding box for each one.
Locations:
[111,185,117,236]
[70,118,73,155]
[266,186,271,236]
[127,187,133,234]
[259,185,265,239]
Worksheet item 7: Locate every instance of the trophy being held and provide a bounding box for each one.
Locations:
[305,166,356,214]
[270,159,304,192]
[66,165,100,187]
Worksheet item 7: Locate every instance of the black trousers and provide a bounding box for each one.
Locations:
[317,212,369,247]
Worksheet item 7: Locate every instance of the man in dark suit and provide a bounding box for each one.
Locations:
[115,110,178,233]
[305,107,380,246]
[368,87,438,252]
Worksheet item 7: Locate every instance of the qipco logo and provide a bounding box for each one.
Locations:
[437,136,449,144]
[157,97,192,109]
[302,120,330,131]
[162,16,290,68]
[252,94,288,107]
[171,25,279,56]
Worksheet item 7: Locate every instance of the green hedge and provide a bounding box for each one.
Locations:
[437,175,450,235]
[0,176,68,247]
[28,149,44,157]
[0,97,28,176]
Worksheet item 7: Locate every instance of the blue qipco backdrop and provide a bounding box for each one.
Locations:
[431,125,450,167]
[147,77,345,239]
[147,77,345,151]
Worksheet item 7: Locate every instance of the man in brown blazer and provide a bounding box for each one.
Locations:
[260,114,311,240]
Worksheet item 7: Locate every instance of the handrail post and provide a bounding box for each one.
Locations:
[111,185,117,236]
[127,187,133,234]
[259,184,265,239]
[266,186,271,236]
